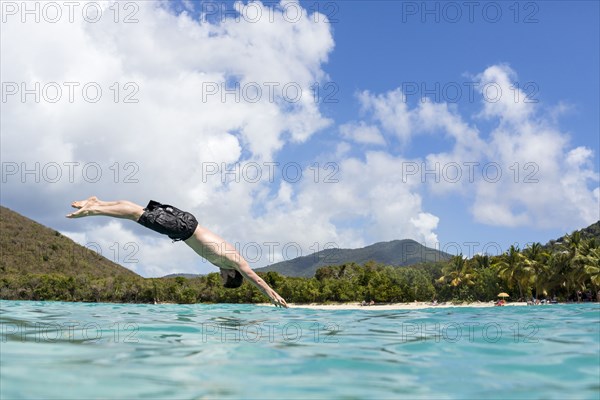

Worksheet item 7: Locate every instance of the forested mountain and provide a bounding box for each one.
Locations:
[545,221,600,251]
[255,239,452,277]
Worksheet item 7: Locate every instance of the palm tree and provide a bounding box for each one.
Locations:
[522,242,550,300]
[554,233,599,299]
[559,231,582,258]
[574,239,600,300]
[546,251,571,298]
[581,247,600,284]
[493,245,530,300]
[438,255,476,299]
[472,254,491,270]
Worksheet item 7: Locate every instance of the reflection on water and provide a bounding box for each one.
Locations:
[1,301,599,399]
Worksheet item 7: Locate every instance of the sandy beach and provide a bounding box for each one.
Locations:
[284,301,530,310]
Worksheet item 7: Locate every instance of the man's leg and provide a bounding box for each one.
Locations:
[66,196,144,220]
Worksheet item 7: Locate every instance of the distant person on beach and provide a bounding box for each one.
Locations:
[67,197,288,308]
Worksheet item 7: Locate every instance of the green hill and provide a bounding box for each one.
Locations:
[162,273,204,278]
[0,206,144,301]
[255,239,452,277]
[544,221,600,250]
[0,206,140,279]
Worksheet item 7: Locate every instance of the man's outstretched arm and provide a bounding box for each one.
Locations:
[184,227,289,308]
[235,262,288,308]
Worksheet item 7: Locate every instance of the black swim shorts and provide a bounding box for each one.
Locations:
[137,200,198,242]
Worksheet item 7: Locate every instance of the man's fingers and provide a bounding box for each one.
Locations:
[270,293,288,308]
[276,298,288,308]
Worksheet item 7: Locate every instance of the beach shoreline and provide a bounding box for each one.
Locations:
[279,301,532,310]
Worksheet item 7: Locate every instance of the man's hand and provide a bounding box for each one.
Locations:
[236,262,289,308]
[267,289,288,308]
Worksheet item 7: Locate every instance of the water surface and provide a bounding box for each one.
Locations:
[1,301,598,399]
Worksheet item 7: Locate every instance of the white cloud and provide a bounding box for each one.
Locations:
[251,151,441,256]
[349,65,599,231]
[410,213,440,245]
[474,64,535,123]
[471,66,599,228]
[358,88,412,142]
[339,121,385,145]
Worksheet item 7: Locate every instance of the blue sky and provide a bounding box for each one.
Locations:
[2,1,599,276]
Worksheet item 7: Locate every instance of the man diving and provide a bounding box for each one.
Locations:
[67,197,288,308]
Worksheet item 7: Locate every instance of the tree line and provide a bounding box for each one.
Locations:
[1,232,598,304]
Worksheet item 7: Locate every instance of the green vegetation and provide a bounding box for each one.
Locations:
[1,206,598,304]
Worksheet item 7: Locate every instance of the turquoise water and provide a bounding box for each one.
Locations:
[1,301,599,399]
